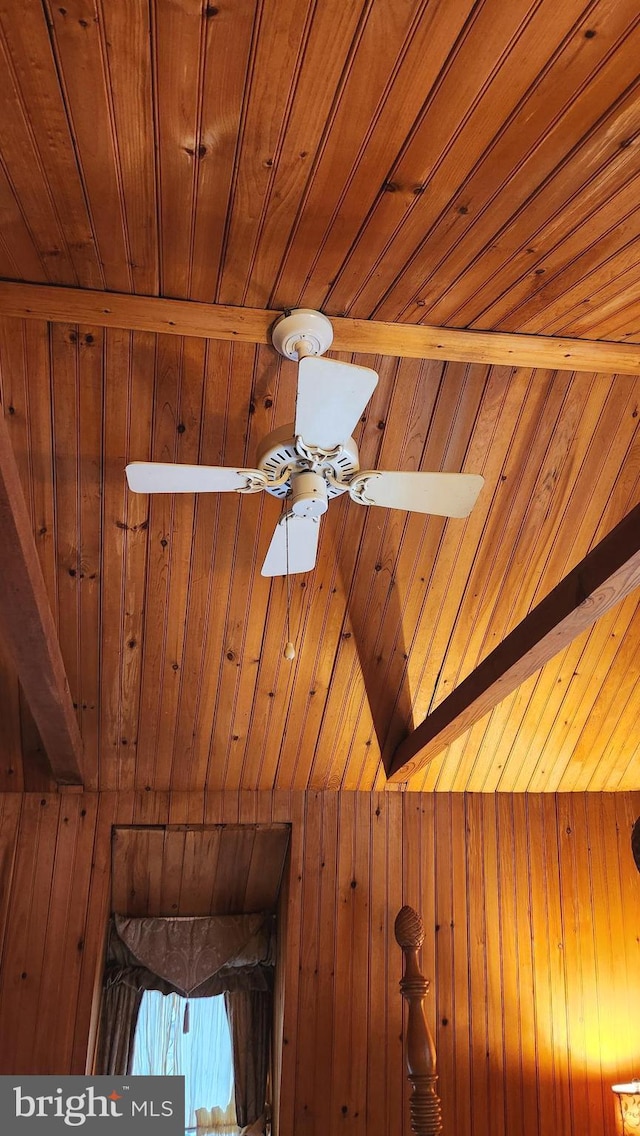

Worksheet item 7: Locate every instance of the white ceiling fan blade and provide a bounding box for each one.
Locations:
[294,356,378,449]
[261,512,321,577]
[350,471,484,517]
[126,462,264,494]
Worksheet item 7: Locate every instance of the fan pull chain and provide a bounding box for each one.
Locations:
[284,512,296,661]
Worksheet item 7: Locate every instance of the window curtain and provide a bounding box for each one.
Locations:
[133,991,237,1132]
[96,920,143,1075]
[224,989,271,1131]
[96,913,275,1130]
[97,979,142,1075]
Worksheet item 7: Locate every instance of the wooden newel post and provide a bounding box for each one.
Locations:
[395,905,443,1135]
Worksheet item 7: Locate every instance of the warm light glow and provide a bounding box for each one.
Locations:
[612,1082,640,1134]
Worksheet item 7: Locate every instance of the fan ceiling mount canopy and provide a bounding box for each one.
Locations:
[126,309,484,576]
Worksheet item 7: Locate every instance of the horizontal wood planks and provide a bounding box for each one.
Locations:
[1,788,639,1136]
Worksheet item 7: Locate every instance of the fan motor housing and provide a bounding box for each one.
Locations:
[256,423,359,500]
[291,471,328,517]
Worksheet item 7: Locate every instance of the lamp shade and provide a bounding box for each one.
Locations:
[612,1082,640,1133]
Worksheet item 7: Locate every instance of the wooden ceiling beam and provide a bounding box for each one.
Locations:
[2,280,640,374]
[0,406,83,785]
[386,503,640,783]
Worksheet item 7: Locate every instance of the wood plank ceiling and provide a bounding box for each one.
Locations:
[0,0,639,793]
[111,824,291,915]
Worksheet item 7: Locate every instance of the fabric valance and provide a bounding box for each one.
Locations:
[103,914,275,1000]
[114,914,274,996]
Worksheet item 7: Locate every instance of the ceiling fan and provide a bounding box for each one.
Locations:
[126,309,484,576]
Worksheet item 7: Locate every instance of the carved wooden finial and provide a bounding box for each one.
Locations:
[395,905,425,950]
[396,907,443,1135]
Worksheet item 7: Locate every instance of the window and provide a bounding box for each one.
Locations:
[131,991,238,1133]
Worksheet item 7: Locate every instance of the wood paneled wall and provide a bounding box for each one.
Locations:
[111,824,290,916]
[1,789,639,1135]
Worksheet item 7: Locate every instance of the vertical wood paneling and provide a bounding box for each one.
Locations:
[481,795,506,1136]
[0,641,23,791]
[0,791,21,962]
[110,823,289,916]
[591,796,632,1084]
[153,0,207,299]
[50,323,81,723]
[465,794,490,1130]
[135,333,188,791]
[44,0,132,293]
[0,794,63,1073]
[0,1,101,287]
[450,792,472,1136]
[32,793,99,1073]
[190,0,258,303]
[1,316,639,794]
[294,790,323,1132]
[614,793,640,1053]
[384,791,404,1131]
[77,329,102,788]
[73,790,123,1073]
[433,793,455,1130]
[215,0,317,306]
[274,789,305,1136]
[367,792,387,1124]
[371,4,640,327]
[99,0,158,296]
[496,796,531,1136]
[1,789,640,1136]
[6,0,640,336]
[270,0,475,310]
[4,1,640,811]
